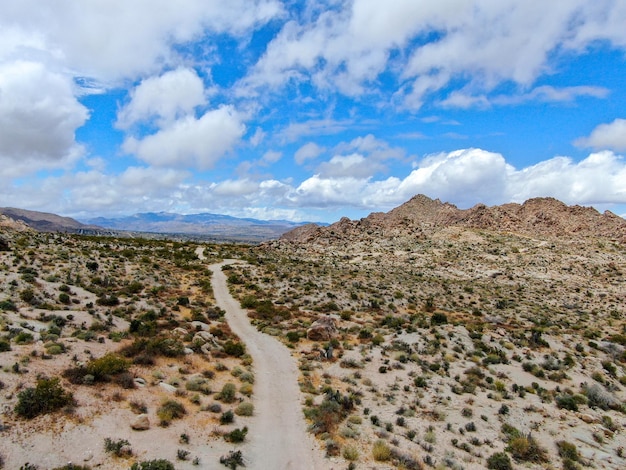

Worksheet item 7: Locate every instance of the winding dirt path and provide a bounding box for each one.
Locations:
[209,259,328,470]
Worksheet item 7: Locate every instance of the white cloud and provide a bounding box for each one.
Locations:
[261,150,282,164]
[240,1,626,108]
[0,1,283,82]
[0,60,88,176]
[442,85,609,109]
[575,118,626,151]
[317,153,384,179]
[116,68,207,129]
[335,134,405,161]
[295,142,325,164]
[122,105,245,169]
[277,118,354,143]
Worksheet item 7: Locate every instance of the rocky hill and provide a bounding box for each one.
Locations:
[280,195,626,244]
[0,207,108,235]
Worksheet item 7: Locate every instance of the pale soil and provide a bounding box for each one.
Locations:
[209,259,329,469]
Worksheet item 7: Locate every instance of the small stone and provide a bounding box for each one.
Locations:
[159,382,177,393]
[131,414,150,431]
[184,347,194,355]
[580,413,596,424]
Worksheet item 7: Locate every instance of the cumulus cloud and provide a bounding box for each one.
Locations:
[122,105,245,169]
[0,1,283,82]
[116,68,207,129]
[317,154,384,179]
[575,118,626,151]
[0,60,88,176]
[295,142,325,164]
[240,1,626,108]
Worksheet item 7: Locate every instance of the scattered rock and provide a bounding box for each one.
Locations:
[133,377,146,387]
[306,316,337,341]
[184,347,194,355]
[172,327,188,336]
[158,382,177,393]
[130,414,150,431]
[579,413,597,424]
[191,321,210,331]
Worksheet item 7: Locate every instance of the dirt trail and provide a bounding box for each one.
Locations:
[209,259,329,470]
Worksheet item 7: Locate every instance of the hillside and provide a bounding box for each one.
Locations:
[0,207,109,235]
[280,195,626,244]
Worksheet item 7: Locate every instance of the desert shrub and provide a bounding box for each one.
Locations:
[220,450,245,469]
[51,465,91,470]
[59,292,71,304]
[176,449,190,461]
[224,426,248,443]
[286,330,300,342]
[121,337,184,358]
[185,376,211,394]
[507,434,548,463]
[343,445,359,461]
[0,299,17,311]
[157,400,186,425]
[372,440,391,461]
[218,383,237,403]
[0,337,11,352]
[305,398,343,435]
[557,441,580,461]
[235,402,254,416]
[555,394,586,412]
[223,341,245,357]
[486,452,512,470]
[15,377,74,419]
[14,331,34,344]
[240,383,253,397]
[429,310,446,325]
[103,437,132,457]
[582,383,619,410]
[220,410,234,424]
[129,460,175,470]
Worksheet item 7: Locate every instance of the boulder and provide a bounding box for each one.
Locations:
[130,414,150,431]
[191,321,210,331]
[159,382,177,393]
[306,316,337,341]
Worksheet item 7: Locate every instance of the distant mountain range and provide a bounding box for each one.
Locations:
[0,207,319,242]
[83,212,318,241]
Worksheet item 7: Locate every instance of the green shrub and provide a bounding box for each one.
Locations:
[486,452,512,470]
[430,312,447,325]
[224,427,248,443]
[0,337,11,352]
[223,341,245,357]
[129,460,175,470]
[220,450,244,469]
[218,383,237,403]
[372,440,391,461]
[343,445,359,461]
[15,377,74,419]
[220,409,234,424]
[235,402,254,416]
[0,299,17,311]
[14,331,34,344]
[103,437,132,457]
[59,293,71,304]
[157,400,186,425]
[64,353,130,384]
[507,434,548,463]
[52,465,92,470]
[557,441,580,461]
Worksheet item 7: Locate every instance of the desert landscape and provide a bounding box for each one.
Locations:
[1,195,626,469]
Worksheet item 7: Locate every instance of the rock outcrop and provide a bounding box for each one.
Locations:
[306,316,337,341]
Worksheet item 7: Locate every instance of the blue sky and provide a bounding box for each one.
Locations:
[1,1,626,223]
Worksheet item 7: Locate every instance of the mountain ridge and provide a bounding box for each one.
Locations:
[279,195,626,244]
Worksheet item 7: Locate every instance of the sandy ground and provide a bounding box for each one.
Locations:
[210,260,329,470]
